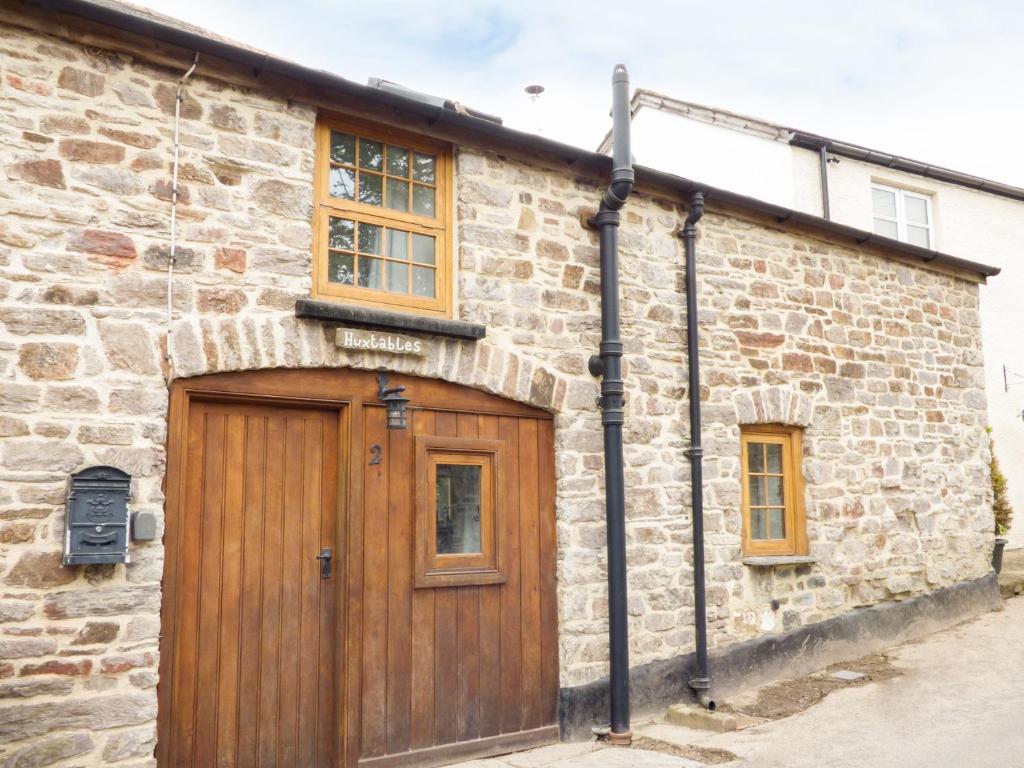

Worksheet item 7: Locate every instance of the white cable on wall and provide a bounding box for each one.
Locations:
[165,52,200,386]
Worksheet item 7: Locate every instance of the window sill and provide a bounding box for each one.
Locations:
[295,298,485,341]
[742,555,817,567]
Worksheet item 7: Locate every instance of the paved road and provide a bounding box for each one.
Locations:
[455,596,1024,768]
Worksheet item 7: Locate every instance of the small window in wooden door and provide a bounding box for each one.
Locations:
[415,435,506,588]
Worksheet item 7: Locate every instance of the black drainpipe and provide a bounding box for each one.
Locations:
[819,145,831,220]
[678,192,716,710]
[587,64,635,745]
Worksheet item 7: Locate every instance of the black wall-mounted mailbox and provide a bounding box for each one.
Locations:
[63,466,132,566]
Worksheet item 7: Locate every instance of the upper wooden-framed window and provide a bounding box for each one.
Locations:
[313,116,452,317]
[414,435,506,588]
[740,425,807,557]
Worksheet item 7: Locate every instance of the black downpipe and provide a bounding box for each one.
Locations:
[678,192,715,710]
[587,64,635,745]
[819,145,831,220]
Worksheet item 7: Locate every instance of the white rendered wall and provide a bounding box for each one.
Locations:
[631,107,795,208]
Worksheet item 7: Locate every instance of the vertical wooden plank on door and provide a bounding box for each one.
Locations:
[361,405,390,758]
[537,419,559,725]
[497,416,523,735]
[409,409,437,750]
[157,385,186,766]
[477,414,502,739]
[456,412,481,743]
[169,403,208,766]
[214,412,247,764]
[319,411,340,768]
[386,408,414,755]
[235,414,267,767]
[276,417,305,766]
[192,409,227,764]
[346,400,365,768]
[257,415,286,766]
[518,418,543,730]
[298,414,325,766]
[433,410,459,745]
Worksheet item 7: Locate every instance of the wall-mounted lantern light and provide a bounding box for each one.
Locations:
[378,373,409,429]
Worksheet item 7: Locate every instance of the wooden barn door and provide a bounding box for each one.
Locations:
[158,397,341,767]
[159,369,557,768]
[351,404,559,767]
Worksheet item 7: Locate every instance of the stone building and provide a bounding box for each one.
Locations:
[0,1,1002,766]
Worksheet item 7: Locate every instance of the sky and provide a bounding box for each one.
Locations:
[133,0,1024,187]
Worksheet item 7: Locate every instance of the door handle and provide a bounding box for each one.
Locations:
[316,547,332,579]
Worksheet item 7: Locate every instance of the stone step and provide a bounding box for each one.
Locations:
[664,704,767,733]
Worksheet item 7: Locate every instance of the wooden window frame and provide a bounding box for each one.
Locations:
[312,114,453,317]
[414,435,507,588]
[740,425,807,557]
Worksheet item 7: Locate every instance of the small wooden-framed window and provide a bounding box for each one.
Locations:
[740,425,807,556]
[415,435,506,588]
[313,115,452,317]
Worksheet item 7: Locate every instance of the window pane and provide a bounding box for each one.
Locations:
[386,178,409,212]
[385,229,408,260]
[387,261,408,293]
[387,145,410,177]
[329,167,355,199]
[412,265,435,297]
[747,442,764,474]
[359,138,383,170]
[766,443,782,474]
[873,218,898,239]
[768,508,786,539]
[412,233,436,265]
[328,217,355,251]
[358,223,382,255]
[358,257,383,290]
[413,152,436,183]
[359,172,383,206]
[766,476,784,506]
[872,187,897,218]
[749,476,765,506]
[436,464,482,554]
[327,252,354,285]
[906,225,930,248]
[750,509,767,540]
[412,184,435,216]
[330,132,356,165]
[904,195,929,225]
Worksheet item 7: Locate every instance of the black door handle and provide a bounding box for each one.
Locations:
[316,547,332,579]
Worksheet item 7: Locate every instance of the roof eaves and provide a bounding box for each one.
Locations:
[22,0,1001,280]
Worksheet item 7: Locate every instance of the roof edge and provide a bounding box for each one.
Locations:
[14,0,1000,280]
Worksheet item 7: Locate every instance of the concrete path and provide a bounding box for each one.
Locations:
[456,596,1024,768]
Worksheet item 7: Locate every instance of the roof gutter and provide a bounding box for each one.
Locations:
[790,131,1024,204]
[24,0,1000,279]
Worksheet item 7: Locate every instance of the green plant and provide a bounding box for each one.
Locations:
[988,427,1014,536]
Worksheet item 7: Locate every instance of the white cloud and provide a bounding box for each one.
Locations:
[133,0,1024,185]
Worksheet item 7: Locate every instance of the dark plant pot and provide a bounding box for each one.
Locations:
[993,537,1009,574]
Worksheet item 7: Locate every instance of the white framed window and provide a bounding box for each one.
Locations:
[872,183,933,248]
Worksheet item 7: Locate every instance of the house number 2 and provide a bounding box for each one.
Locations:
[369,444,383,465]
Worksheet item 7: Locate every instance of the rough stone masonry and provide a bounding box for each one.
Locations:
[0,6,994,765]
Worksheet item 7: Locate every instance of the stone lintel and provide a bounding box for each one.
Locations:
[294,298,486,341]
[742,555,818,567]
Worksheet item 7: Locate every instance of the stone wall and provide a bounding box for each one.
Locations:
[0,11,994,764]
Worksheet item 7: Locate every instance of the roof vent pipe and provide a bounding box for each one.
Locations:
[586,63,635,746]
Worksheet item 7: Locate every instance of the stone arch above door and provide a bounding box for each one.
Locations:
[166,315,567,414]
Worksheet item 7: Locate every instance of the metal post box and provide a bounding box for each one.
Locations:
[63,466,132,566]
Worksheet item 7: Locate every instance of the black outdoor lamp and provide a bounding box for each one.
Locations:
[377,373,409,429]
